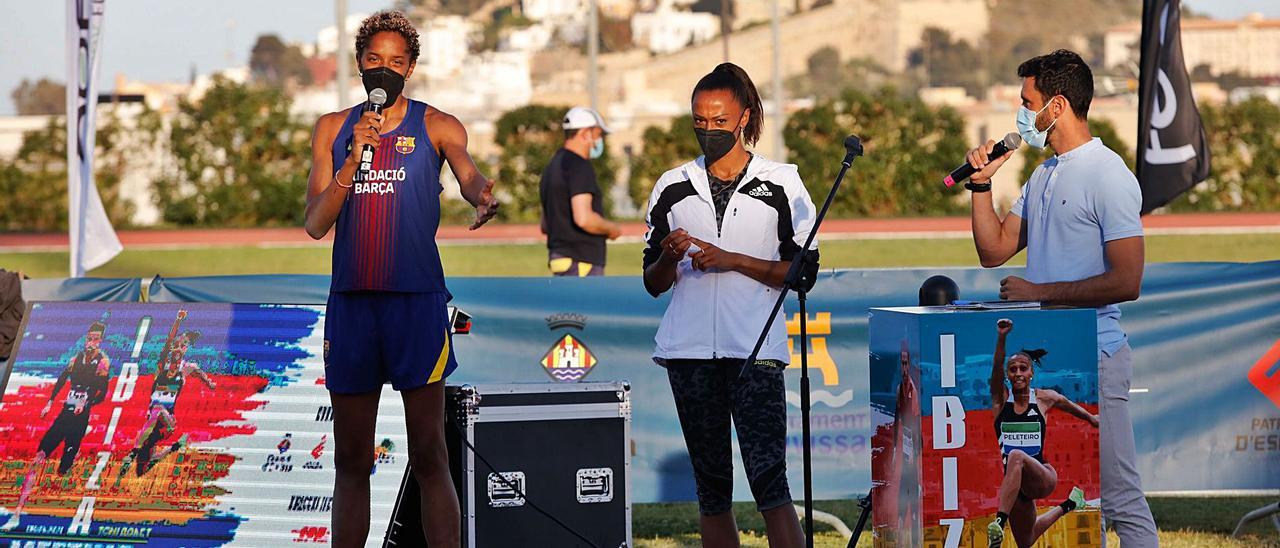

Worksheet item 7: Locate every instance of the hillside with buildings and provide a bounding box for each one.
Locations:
[2,0,1278,227]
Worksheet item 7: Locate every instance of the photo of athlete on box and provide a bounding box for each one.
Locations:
[0,319,111,531]
[115,309,216,486]
[890,340,921,546]
[987,318,1096,548]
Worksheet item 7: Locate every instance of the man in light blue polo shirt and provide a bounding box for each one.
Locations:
[964,50,1158,547]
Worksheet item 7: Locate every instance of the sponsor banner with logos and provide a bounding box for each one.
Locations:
[0,303,405,547]
[135,261,1280,501]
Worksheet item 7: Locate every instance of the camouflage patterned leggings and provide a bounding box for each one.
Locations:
[665,358,792,516]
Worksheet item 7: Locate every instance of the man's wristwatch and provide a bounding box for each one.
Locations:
[965,181,992,193]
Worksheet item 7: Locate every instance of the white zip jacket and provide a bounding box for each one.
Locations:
[643,154,819,364]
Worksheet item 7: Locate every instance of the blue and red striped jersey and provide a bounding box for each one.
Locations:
[329,99,446,294]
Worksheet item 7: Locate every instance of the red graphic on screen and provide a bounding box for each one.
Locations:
[0,373,268,523]
[292,525,331,543]
[312,436,327,460]
[919,406,1101,523]
[1248,339,1280,410]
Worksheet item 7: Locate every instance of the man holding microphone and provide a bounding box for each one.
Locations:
[963,50,1158,547]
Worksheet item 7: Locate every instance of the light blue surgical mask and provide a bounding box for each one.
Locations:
[1016,96,1061,149]
[589,137,605,159]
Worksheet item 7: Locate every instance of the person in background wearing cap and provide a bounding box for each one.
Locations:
[539,106,623,277]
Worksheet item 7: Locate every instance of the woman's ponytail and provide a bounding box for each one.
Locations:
[692,62,764,146]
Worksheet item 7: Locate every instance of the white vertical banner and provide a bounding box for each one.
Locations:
[67,0,122,277]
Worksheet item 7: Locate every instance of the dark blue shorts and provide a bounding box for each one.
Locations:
[323,291,459,394]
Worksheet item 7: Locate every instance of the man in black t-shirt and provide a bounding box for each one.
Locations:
[539,107,622,276]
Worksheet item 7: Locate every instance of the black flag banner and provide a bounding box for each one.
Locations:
[1136,0,1211,214]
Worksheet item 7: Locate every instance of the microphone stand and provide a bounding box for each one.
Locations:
[737,135,863,548]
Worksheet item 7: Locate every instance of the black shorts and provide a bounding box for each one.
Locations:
[664,358,792,516]
[37,408,90,458]
[134,425,171,476]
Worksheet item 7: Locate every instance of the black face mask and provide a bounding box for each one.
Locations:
[694,117,743,167]
[361,66,406,107]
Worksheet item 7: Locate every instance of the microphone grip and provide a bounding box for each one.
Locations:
[358,102,385,178]
[943,141,1012,187]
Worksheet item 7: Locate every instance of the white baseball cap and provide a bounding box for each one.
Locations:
[562,106,611,134]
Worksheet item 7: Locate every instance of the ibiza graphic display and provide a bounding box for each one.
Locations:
[870,307,1101,547]
[0,302,409,547]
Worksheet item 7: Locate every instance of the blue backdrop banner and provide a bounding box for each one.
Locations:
[142,262,1280,499]
[21,277,142,302]
[149,274,329,304]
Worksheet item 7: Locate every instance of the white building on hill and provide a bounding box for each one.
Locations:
[1105,13,1280,77]
[317,13,368,57]
[631,8,719,55]
[423,51,534,114]
[523,0,587,22]
[421,16,474,77]
[502,22,557,52]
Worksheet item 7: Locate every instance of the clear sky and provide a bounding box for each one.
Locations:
[0,0,391,115]
[1184,0,1280,19]
[1,0,1277,115]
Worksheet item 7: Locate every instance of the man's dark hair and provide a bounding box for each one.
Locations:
[1017,49,1093,119]
[564,128,583,141]
[691,63,764,146]
[355,10,421,62]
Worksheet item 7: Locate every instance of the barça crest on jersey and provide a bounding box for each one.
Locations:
[541,334,597,382]
[394,136,415,154]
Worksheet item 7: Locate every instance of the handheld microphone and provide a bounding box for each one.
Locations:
[943,132,1021,187]
[358,88,388,179]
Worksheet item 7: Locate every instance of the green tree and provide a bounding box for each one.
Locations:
[152,76,310,226]
[1166,97,1280,212]
[0,111,141,231]
[490,104,617,222]
[249,34,313,86]
[986,0,1140,84]
[11,78,65,115]
[786,57,914,101]
[784,87,969,216]
[599,16,633,53]
[476,8,535,53]
[910,27,985,98]
[628,114,701,210]
[802,47,844,97]
[1018,118,1135,181]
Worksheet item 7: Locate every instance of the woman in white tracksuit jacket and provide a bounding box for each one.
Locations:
[642,62,818,548]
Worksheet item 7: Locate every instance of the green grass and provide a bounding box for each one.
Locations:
[634,501,865,539]
[638,531,1275,547]
[2,233,1278,279]
[634,497,1280,546]
[636,531,851,547]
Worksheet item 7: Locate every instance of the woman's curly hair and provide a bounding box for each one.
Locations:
[355,10,420,61]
